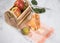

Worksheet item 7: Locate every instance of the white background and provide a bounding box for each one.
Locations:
[0,0,60,43]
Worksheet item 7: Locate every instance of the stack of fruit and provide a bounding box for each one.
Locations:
[10,0,28,18]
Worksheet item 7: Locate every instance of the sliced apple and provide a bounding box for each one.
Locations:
[27,13,40,30]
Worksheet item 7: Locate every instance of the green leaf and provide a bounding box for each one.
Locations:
[31,0,38,5]
[32,8,46,13]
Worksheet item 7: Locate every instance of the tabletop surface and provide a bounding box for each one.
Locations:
[0,0,60,43]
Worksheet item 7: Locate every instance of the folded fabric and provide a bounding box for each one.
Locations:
[24,23,54,43]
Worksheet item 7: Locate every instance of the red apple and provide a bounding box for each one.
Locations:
[14,0,24,10]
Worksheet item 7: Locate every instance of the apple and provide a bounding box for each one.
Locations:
[11,7,21,17]
[14,0,24,10]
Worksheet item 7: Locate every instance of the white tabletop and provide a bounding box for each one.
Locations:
[0,0,60,43]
